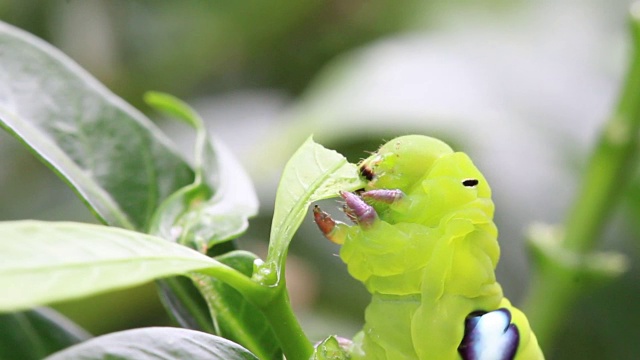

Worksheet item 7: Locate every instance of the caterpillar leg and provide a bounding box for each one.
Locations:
[313,191,380,244]
[313,205,347,244]
[458,308,519,360]
[340,191,378,227]
[360,189,405,204]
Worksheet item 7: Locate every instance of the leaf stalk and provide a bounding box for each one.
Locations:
[524,6,640,349]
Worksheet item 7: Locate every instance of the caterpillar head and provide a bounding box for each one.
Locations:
[359,135,454,191]
[359,135,493,222]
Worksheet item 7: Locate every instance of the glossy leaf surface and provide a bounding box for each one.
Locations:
[257,137,363,285]
[0,307,90,360]
[0,221,224,311]
[45,327,258,360]
[0,21,194,230]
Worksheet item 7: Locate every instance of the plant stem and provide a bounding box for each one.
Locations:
[196,266,313,359]
[524,7,640,349]
[196,265,273,303]
[563,13,640,253]
[259,284,314,360]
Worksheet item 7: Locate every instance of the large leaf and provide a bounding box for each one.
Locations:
[0,21,194,230]
[45,327,258,360]
[256,137,364,286]
[0,307,90,360]
[0,220,228,311]
[191,251,282,360]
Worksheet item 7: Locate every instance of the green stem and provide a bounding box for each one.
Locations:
[259,284,314,360]
[563,17,640,253]
[524,8,640,349]
[196,265,273,305]
[196,266,313,359]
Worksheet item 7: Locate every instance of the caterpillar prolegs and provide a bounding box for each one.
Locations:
[313,135,544,360]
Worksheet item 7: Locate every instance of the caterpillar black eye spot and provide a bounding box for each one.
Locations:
[462,179,479,187]
[360,165,375,181]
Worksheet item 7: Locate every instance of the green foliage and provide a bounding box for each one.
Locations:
[144,92,258,250]
[0,21,194,230]
[0,19,365,357]
[45,327,258,360]
[1,1,640,359]
[0,19,289,359]
[0,221,226,312]
[0,308,90,360]
[191,251,282,360]
[523,6,640,351]
[255,137,364,287]
[142,92,262,350]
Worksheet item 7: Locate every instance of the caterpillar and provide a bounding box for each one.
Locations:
[313,135,544,360]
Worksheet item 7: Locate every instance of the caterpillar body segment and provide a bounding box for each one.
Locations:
[313,135,544,360]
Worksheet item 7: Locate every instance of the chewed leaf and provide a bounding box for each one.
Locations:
[0,21,194,230]
[257,136,364,286]
[0,221,226,311]
[45,327,258,360]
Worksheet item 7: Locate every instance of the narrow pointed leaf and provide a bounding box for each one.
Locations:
[150,140,258,250]
[147,93,258,250]
[0,21,194,230]
[0,221,226,311]
[0,307,90,360]
[144,91,202,129]
[45,327,258,360]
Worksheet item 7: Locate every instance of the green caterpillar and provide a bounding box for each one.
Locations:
[314,135,544,360]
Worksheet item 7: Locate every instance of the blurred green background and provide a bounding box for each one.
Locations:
[1,0,639,358]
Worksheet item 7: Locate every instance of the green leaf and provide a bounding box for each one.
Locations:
[44,327,258,360]
[257,136,364,286]
[144,91,202,129]
[0,21,194,230]
[156,276,217,333]
[0,220,228,311]
[145,94,260,335]
[147,93,258,250]
[191,251,283,360]
[0,307,90,360]
[151,140,258,250]
[527,223,628,284]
